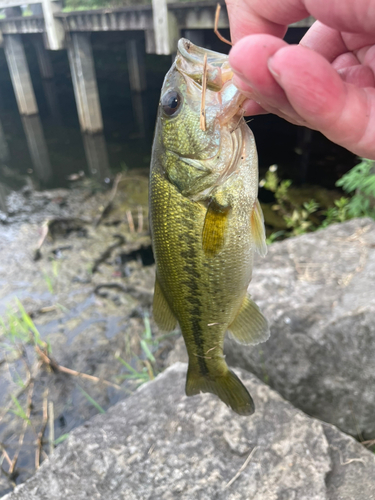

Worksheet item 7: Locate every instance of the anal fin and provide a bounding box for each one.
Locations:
[228,294,269,345]
[152,276,177,332]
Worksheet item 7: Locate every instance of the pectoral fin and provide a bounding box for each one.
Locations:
[251,199,267,257]
[152,276,177,332]
[228,294,269,345]
[202,200,230,257]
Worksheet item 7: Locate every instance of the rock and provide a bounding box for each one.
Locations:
[4,363,375,500]
[223,218,375,439]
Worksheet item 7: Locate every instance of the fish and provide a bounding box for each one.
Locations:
[149,38,269,416]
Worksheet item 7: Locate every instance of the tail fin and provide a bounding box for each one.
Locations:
[185,365,255,416]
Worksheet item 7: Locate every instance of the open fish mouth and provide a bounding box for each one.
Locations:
[177,38,229,69]
[176,38,233,92]
[176,38,246,127]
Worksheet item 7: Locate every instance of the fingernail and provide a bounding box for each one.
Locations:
[232,75,255,98]
[231,65,244,78]
[267,56,280,79]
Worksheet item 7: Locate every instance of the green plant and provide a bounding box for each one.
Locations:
[9,395,31,424]
[321,197,351,228]
[114,313,174,387]
[261,165,321,238]
[76,386,105,414]
[42,260,61,294]
[0,299,45,360]
[336,158,375,218]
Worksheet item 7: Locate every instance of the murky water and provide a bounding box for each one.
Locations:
[0,28,356,197]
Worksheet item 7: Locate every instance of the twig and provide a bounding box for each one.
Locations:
[330,444,366,467]
[137,206,143,233]
[126,210,135,233]
[36,346,122,390]
[9,380,35,475]
[48,402,54,455]
[200,53,208,131]
[362,439,375,448]
[0,445,12,469]
[223,446,258,489]
[95,173,122,227]
[214,4,232,46]
[35,389,49,468]
[33,220,50,261]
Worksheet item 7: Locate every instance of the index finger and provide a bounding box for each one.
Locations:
[225,0,309,44]
[226,0,375,45]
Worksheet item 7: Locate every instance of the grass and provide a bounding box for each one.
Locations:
[77,386,105,414]
[0,299,179,490]
[42,260,61,294]
[0,298,132,487]
[115,313,179,387]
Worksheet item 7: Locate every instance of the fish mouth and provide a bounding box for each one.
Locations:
[176,38,233,92]
[177,38,229,69]
[176,38,245,126]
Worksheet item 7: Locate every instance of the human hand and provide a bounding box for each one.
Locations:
[226,0,375,159]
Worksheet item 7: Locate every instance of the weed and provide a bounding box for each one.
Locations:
[336,158,375,219]
[0,298,124,488]
[114,313,173,387]
[261,165,321,239]
[9,395,30,424]
[53,433,69,446]
[259,161,375,242]
[76,386,105,414]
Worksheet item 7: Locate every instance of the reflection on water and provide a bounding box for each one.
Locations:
[130,91,147,139]
[0,29,355,199]
[21,115,52,184]
[82,132,110,182]
[0,117,10,164]
[42,78,62,125]
[0,33,171,194]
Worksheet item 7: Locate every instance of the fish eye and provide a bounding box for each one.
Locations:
[161,90,182,117]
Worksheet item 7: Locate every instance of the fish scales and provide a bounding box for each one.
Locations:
[149,39,270,416]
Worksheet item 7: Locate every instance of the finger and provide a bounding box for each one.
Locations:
[241,99,268,116]
[229,35,303,122]
[304,0,375,35]
[225,0,307,44]
[226,0,375,46]
[332,53,359,70]
[300,21,347,61]
[337,65,375,87]
[268,44,375,158]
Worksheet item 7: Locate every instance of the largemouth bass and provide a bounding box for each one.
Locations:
[149,39,269,416]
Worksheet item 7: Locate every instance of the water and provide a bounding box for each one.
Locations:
[0,28,357,198]
[0,31,171,192]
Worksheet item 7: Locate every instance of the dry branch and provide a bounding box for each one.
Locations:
[200,54,208,131]
[35,389,49,469]
[36,346,122,390]
[214,4,232,46]
[95,173,123,227]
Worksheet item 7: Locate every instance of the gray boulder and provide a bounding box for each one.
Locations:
[223,218,375,439]
[4,363,375,500]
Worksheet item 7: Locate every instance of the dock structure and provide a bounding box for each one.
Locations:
[0,0,314,135]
